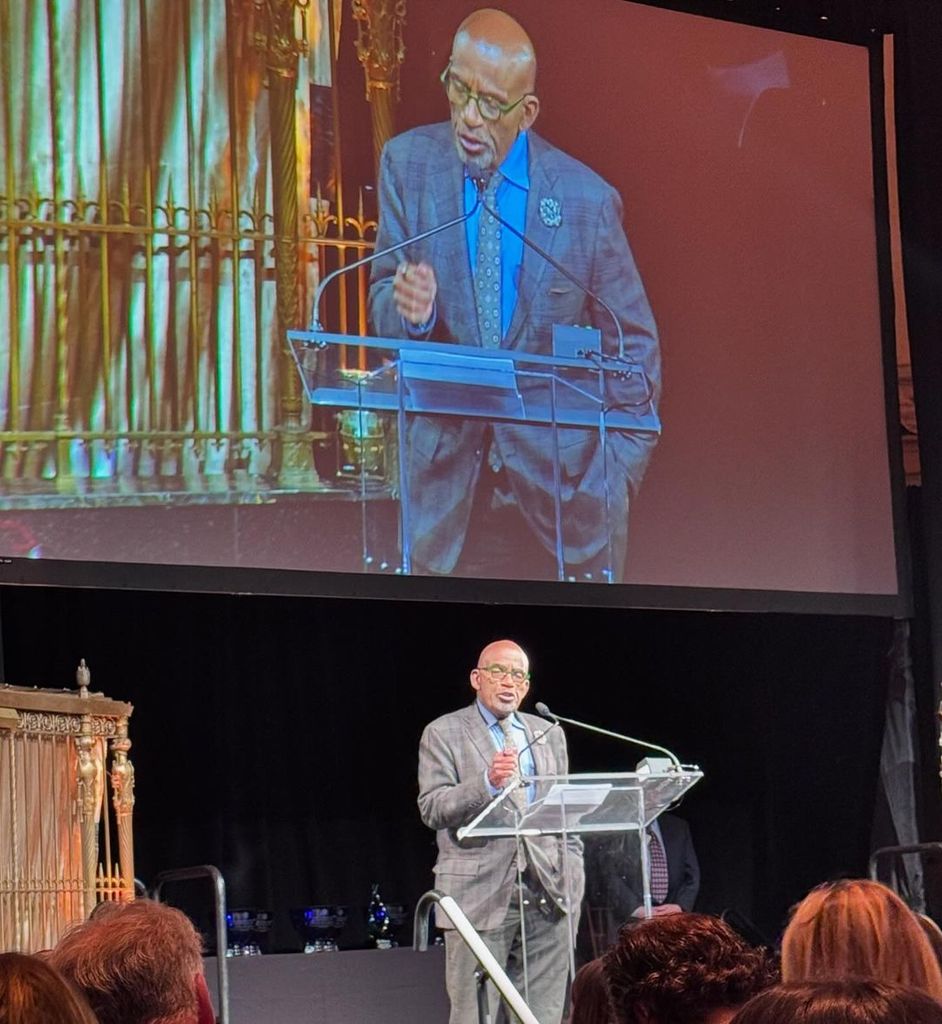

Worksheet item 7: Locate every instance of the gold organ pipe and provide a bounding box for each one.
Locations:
[101,739,112,883]
[224,0,244,436]
[326,0,349,346]
[138,0,159,445]
[45,0,71,477]
[211,224,225,436]
[253,189,266,435]
[94,0,113,432]
[182,0,202,440]
[36,735,48,946]
[44,0,71,489]
[9,733,22,948]
[1,0,21,444]
[123,184,137,447]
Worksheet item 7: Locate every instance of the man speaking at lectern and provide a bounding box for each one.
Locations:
[369,8,660,582]
[418,639,582,1024]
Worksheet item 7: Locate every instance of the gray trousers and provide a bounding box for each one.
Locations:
[444,888,574,1024]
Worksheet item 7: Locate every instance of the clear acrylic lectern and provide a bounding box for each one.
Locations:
[456,768,703,1007]
[286,330,660,581]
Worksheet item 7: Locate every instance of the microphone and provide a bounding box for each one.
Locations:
[308,194,483,331]
[535,702,682,771]
[514,715,561,782]
[471,172,493,199]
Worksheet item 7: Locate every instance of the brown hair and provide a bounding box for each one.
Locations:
[602,912,778,1024]
[49,899,204,1024]
[780,880,942,1000]
[0,952,99,1024]
[571,958,613,1024]
[729,979,942,1024]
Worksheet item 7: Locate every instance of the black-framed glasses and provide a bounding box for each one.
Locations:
[440,65,529,122]
[477,663,530,684]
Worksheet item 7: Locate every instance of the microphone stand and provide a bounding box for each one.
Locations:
[536,703,682,771]
[308,196,482,331]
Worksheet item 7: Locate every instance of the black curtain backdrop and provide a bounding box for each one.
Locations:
[0,585,892,949]
[895,2,942,762]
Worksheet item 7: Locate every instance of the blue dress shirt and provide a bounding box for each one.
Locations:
[464,131,529,340]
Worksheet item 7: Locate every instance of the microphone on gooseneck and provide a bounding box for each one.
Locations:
[471,172,492,198]
[308,192,483,331]
[535,702,682,771]
[513,715,561,781]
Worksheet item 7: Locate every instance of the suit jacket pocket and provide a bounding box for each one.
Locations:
[433,857,481,877]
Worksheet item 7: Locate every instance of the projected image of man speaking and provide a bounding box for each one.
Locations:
[369,7,660,583]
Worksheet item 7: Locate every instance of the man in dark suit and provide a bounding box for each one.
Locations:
[583,813,700,956]
[369,8,660,582]
[418,639,584,1024]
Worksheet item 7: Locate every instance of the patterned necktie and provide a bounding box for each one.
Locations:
[647,827,670,903]
[474,173,502,349]
[498,716,527,812]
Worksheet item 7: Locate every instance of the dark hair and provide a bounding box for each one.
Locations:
[50,898,203,1024]
[0,952,99,1024]
[571,958,612,1024]
[602,912,778,1024]
[729,979,942,1024]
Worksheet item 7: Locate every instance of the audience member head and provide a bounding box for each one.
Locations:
[729,978,942,1024]
[0,952,98,1024]
[602,912,778,1024]
[918,915,942,971]
[571,958,612,1024]
[50,898,205,1024]
[781,879,942,1000]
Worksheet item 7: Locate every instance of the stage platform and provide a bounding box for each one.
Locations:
[204,947,448,1023]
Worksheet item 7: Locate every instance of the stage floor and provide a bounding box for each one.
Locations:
[204,947,448,1024]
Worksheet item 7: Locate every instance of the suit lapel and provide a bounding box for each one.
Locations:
[461,702,498,768]
[524,717,555,778]
[506,136,564,348]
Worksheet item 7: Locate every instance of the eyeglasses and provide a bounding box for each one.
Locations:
[440,65,529,122]
[477,663,530,684]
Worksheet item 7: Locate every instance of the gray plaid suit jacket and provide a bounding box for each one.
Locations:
[418,702,585,932]
[369,123,661,576]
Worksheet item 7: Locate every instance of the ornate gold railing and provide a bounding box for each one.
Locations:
[0,661,134,953]
[0,187,376,507]
[0,0,384,510]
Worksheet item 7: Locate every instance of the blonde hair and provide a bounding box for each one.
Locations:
[781,879,942,1000]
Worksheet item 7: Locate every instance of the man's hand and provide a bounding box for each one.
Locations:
[394,261,437,326]
[487,750,518,789]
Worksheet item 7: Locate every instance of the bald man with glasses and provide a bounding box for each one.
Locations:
[418,639,583,1024]
[369,8,660,584]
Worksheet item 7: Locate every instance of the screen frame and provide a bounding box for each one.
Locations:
[0,9,912,619]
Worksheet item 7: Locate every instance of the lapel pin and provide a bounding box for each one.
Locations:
[539,197,562,228]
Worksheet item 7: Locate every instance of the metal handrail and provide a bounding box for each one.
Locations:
[869,842,942,881]
[152,865,229,1024]
[414,889,541,1024]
